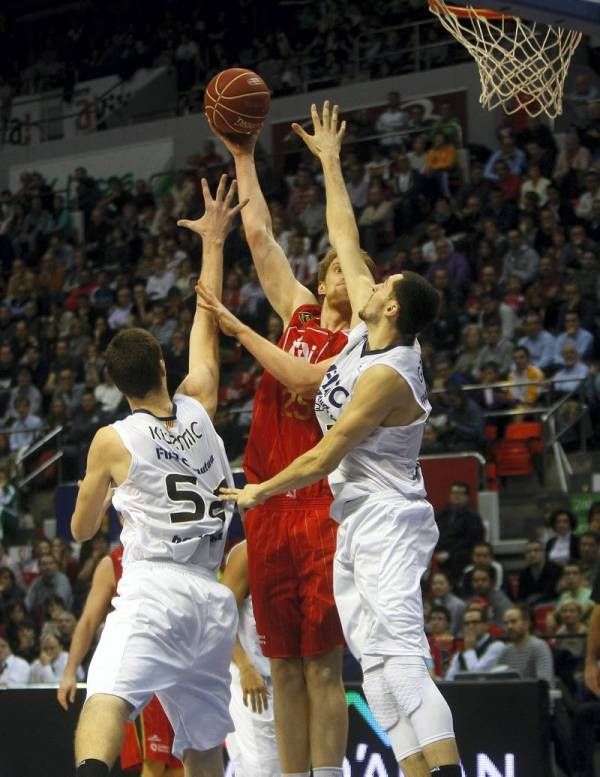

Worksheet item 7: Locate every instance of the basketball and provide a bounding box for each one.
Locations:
[204,68,271,134]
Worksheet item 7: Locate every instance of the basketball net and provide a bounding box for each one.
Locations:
[428,0,582,118]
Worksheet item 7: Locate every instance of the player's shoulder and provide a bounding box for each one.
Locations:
[287,304,323,330]
[173,392,210,420]
[91,424,123,452]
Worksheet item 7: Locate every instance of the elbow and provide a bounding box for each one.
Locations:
[71,517,92,543]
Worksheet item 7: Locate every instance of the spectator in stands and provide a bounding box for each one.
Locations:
[14,619,37,663]
[0,566,25,621]
[518,311,556,372]
[298,186,325,243]
[554,312,594,365]
[476,361,515,423]
[472,321,514,379]
[106,286,133,330]
[29,630,82,684]
[547,509,581,565]
[556,281,597,334]
[498,605,555,685]
[8,397,42,453]
[0,634,30,687]
[434,482,485,583]
[461,542,504,595]
[552,343,590,397]
[287,232,318,286]
[554,599,588,660]
[426,237,470,299]
[51,368,84,416]
[502,228,539,284]
[579,531,600,586]
[516,540,563,604]
[25,552,73,616]
[519,163,550,209]
[56,610,77,650]
[424,131,457,198]
[426,605,459,678]
[63,391,108,478]
[428,571,466,637]
[440,380,485,450]
[375,90,407,147]
[145,255,176,301]
[557,563,593,618]
[484,128,527,180]
[467,567,512,627]
[452,324,483,381]
[345,162,370,211]
[574,170,600,221]
[358,182,394,257]
[94,367,123,416]
[445,604,505,679]
[430,102,462,147]
[508,345,545,409]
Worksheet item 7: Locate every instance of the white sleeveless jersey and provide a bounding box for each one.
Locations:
[111,393,234,572]
[314,322,431,521]
[226,542,270,677]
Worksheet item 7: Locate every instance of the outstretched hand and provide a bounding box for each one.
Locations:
[177,174,248,242]
[291,100,346,158]
[206,115,260,158]
[195,281,246,338]
[219,484,266,511]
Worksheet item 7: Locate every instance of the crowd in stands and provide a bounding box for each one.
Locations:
[0,0,454,106]
[0,19,600,767]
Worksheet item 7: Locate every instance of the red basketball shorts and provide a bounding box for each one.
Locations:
[120,695,183,770]
[245,496,344,659]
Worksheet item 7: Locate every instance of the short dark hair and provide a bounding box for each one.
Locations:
[104,328,163,399]
[391,271,440,339]
[513,345,529,357]
[429,605,451,622]
[451,481,470,494]
[581,530,599,544]
[550,508,577,531]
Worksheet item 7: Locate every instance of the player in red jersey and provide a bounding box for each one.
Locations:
[58,538,183,777]
[209,120,374,777]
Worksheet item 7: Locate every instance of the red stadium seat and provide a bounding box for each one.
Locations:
[534,603,556,635]
[495,440,534,478]
[505,422,544,456]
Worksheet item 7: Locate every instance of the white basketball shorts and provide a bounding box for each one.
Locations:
[333,493,439,669]
[86,559,238,758]
[225,664,280,777]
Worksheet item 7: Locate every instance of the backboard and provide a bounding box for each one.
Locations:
[459,0,600,34]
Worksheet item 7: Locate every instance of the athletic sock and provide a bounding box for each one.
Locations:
[281,773,310,777]
[76,759,109,777]
[431,766,462,776]
[313,769,344,777]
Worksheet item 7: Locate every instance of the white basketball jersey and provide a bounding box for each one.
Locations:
[226,542,270,677]
[111,393,234,572]
[314,322,431,520]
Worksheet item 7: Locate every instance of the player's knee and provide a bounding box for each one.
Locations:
[303,652,343,691]
[270,657,306,693]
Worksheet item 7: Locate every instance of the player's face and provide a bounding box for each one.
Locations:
[320,259,349,305]
[359,274,403,323]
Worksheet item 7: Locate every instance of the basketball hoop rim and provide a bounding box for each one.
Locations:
[428,0,508,21]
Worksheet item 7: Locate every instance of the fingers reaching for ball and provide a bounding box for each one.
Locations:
[292,101,346,158]
[177,175,248,240]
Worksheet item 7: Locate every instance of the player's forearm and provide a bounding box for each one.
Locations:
[586,605,600,666]
[232,637,254,672]
[321,151,361,251]
[64,620,95,675]
[259,445,334,500]
[237,325,326,396]
[233,154,272,240]
[190,237,224,374]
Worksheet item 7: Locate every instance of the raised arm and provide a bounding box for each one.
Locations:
[196,281,332,397]
[221,366,416,509]
[71,426,121,542]
[207,123,315,325]
[292,102,375,325]
[57,555,115,709]
[177,175,247,418]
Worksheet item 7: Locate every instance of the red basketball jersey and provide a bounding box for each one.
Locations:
[110,546,123,586]
[244,305,348,499]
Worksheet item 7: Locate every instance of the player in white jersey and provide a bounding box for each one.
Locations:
[222,541,280,777]
[70,176,247,777]
[219,104,462,777]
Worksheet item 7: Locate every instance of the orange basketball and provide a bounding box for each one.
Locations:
[204,68,271,134]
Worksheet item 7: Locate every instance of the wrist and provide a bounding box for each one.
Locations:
[236,324,252,341]
[201,234,225,246]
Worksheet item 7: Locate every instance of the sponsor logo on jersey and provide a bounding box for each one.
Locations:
[298,310,318,324]
[288,337,317,362]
